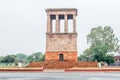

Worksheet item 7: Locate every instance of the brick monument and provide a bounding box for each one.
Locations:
[45,8,78,61]
[27,8,98,69]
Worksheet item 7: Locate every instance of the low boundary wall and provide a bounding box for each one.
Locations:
[65,68,120,72]
[0,68,43,72]
[0,68,120,72]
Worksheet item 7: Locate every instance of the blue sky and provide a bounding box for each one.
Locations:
[0,0,120,56]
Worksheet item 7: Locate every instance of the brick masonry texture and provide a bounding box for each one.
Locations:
[45,33,77,61]
[45,51,77,61]
[45,8,78,61]
[27,61,98,69]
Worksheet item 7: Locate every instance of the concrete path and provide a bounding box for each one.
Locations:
[0,72,120,80]
[43,69,64,72]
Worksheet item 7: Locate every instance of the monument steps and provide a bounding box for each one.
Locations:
[27,61,97,69]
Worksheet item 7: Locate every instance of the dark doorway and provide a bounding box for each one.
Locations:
[59,54,64,61]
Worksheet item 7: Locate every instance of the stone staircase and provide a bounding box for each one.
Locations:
[27,61,98,69]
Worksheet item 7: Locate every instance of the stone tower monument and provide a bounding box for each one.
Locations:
[45,8,78,61]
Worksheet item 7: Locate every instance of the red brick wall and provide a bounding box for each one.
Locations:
[27,62,43,68]
[27,61,98,69]
[45,51,77,61]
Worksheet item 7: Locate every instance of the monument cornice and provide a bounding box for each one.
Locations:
[46,8,77,15]
[46,8,77,11]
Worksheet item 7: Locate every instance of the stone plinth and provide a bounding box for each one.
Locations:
[27,61,98,69]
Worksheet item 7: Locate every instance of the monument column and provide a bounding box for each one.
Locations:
[47,14,52,33]
[73,14,76,33]
[64,14,68,33]
[56,14,60,33]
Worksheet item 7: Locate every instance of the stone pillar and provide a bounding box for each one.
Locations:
[50,18,52,33]
[73,15,76,33]
[47,14,52,33]
[64,14,68,33]
[56,14,60,33]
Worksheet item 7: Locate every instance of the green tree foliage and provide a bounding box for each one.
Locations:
[15,53,28,64]
[78,48,92,61]
[87,26,120,53]
[27,52,45,62]
[0,52,45,67]
[1,55,16,65]
[104,54,114,65]
[80,26,120,64]
[0,56,4,62]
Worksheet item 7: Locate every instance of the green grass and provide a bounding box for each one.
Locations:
[0,64,16,68]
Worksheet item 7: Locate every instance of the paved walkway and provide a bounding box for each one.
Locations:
[43,69,64,72]
[0,72,120,80]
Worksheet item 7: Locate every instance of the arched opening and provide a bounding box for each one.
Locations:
[59,54,64,61]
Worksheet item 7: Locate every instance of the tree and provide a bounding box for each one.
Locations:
[27,52,45,62]
[78,48,92,61]
[1,55,16,65]
[78,48,96,61]
[83,26,120,64]
[0,56,4,63]
[87,26,120,53]
[104,54,114,65]
[15,53,28,64]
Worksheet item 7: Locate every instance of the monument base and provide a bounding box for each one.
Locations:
[27,61,98,69]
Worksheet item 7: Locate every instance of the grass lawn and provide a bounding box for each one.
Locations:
[0,63,16,68]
